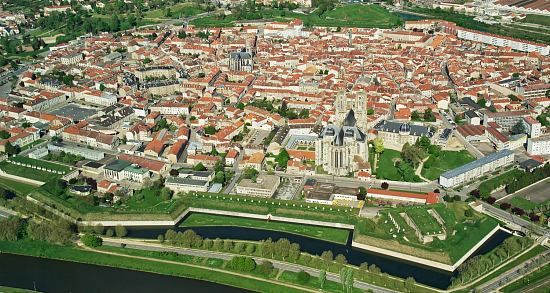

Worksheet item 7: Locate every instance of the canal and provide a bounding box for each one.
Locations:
[0,253,251,293]
[123,221,511,289]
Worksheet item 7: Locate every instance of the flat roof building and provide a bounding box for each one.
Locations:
[439,150,514,188]
[235,174,280,197]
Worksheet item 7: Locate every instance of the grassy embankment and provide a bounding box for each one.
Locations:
[192,4,402,28]
[354,202,499,264]
[501,263,550,293]
[421,150,474,181]
[0,239,309,293]
[180,213,350,244]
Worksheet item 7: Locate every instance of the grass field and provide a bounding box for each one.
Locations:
[421,150,475,180]
[0,161,60,182]
[522,14,550,27]
[145,3,205,19]
[406,208,443,235]
[192,4,402,28]
[501,263,550,293]
[374,149,402,181]
[8,156,71,174]
[180,213,350,244]
[509,197,538,211]
[0,240,308,293]
[0,177,37,196]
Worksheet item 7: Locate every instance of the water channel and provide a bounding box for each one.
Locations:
[122,218,511,289]
[0,253,251,293]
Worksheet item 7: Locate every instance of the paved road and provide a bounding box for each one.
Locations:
[479,201,550,237]
[476,248,550,293]
[102,239,398,293]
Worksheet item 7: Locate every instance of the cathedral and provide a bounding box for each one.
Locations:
[315,108,369,176]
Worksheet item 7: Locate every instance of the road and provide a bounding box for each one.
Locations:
[479,201,550,237]
[476,248,550,293]
[102,238,398,293]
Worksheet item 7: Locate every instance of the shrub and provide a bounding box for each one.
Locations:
[105,229,114,237]
[485,196,496,204]
[500,202,511,210]
[256,261,274,276]
[381,182,389,189]
[81,233,102,247]
[115,225,127,237]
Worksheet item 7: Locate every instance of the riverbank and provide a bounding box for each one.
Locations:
[179,213,350,244]
[0,239,310,293]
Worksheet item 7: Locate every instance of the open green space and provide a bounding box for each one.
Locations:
[144,3,206,19]
[374,149,401,180]
[8,156,71,174]
[180,213,350,244]
[477,169,524,197]
[407,6,550,44]
[509,197,538,211]
[0,161,60,182]
[421,150,474,180]
[0,240,308,293]
[0,286,37,293]
[0,177,37,196]
[501,263,550,293]
[522,14,550,27]
[354,202,499,264]
[192,4,402,28]
[405,208,442,235]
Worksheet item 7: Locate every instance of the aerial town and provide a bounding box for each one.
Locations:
[0,0,549,292]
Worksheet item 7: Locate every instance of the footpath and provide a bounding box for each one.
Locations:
[100,237,399,293]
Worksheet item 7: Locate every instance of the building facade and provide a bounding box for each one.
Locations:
[315,110,368,176]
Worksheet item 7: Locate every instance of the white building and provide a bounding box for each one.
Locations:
[439,150,514,188]
[456,28,550,56]
[165,177,209,193]
[527,134,550,155]
[235,174,280,197]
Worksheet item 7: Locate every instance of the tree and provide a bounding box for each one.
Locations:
[381,182,389,189]
[169,169,179,177]
[228,256,256,272]
[0,130,10,139]
[257,261,274,276]
[423,108,435,122]
[297,270,311,284]
[4,141,19,155]
[93,224,105,235]
[411,110,421,121]
[319,270,326,289]
[81,233,102,247]
[276,149,290,169]
[335,254,347,265]
[193,163,207,171]
[157,234,165,243]
[373,137,384,171]
[500,202,511,210]
[357,186,367,200]
[204,125,217,135]
[510,121,526,135]
[105,229,114,237]
[115,225,127,237]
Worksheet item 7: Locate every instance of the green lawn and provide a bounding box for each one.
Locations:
[145,3,205,19]
[501,263,550,293]
[0,240,308,293]
[180,213,350,244]
[0,161,60,182]
[421,150,475,180]
[0,177,37,196]
[8,156,71,174]
[522,14,550,27]
[0,286,37,293]
[20,139,46,151]
[509,197,538,211]
[406,208,443,235]
[192,4,402,28]
[375,149,402,181]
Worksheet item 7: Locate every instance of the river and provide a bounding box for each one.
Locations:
[0,253,251,293]
[122,222,511,289]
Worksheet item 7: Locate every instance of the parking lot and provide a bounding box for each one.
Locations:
[273,177,303,200]
[49,104,98,121]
